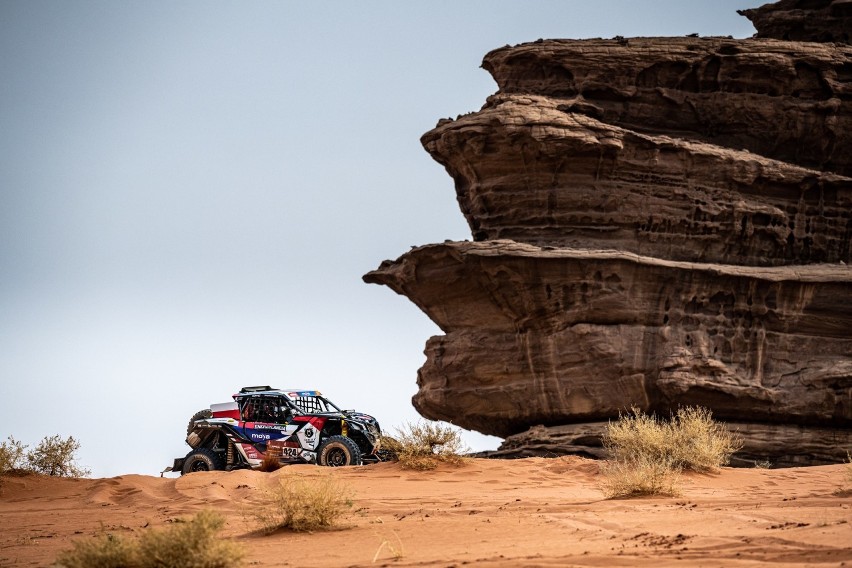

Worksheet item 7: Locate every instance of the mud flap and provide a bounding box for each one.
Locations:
[163,457,185,476]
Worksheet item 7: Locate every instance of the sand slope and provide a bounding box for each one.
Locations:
[1,457,850,567]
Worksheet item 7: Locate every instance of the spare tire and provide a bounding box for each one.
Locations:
[187,409,212,436]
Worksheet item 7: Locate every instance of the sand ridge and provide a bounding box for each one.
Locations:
[1,457,850,567]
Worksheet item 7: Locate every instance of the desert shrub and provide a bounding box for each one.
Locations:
[55,511,242,568]
[668,406,742,471]
[26,435,90,477]
[135,510,243,568]
[393,421,467,470]
[252,474,353,533]
[605,407,740,473]
[599,453,681,498]
[55,531,135,568]
[0,436,29,474]
[604,409,670,465]
[601,406,740,498]
[377,435,403,462]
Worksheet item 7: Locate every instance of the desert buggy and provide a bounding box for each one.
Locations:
[169,386,382,474]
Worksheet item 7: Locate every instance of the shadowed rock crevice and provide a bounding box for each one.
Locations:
[365,1,852,465]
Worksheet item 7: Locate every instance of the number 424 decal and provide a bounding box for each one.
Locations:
[282,447,300,458]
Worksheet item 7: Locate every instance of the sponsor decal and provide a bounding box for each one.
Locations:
[250,432,271,441]
[304,427,315,439]
[254,423,289,430]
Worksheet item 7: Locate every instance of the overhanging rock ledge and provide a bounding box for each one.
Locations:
[365,0,852,465]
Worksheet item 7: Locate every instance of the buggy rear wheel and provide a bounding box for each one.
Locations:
[181,448,224,475]
[318,435,362,466]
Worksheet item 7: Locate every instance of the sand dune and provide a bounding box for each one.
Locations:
[1,457,850,567]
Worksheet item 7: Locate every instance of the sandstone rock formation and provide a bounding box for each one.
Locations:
[739,0,852,43]
[365,2,852,465]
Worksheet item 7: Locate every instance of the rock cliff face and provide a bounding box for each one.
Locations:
[739,0,852,43]
[365,1,852,466]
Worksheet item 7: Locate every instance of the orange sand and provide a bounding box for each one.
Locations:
[1,457,851,567]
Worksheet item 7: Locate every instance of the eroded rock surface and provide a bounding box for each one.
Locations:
[365,1,852,464]
[479,38,852,176]
[739,0,852,43]
[423,94,852,265]
[365,241,852,440]
[494,421,852,468]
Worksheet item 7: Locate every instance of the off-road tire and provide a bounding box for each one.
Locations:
[181,448,224,475]
[318,435,362,466]
[187,409,212,435]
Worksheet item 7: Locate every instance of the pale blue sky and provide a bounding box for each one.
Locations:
[0,1,762,477]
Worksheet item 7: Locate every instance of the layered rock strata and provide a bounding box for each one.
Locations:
[739,0,852,43]
[366,241,852,435]
[366,4,852,464]
[423,93,851,266]
[492,422,852,468]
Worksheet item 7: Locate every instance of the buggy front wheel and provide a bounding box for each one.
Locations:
[317,435,362,466]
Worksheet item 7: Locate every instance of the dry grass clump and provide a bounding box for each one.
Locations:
[601,406,741,498]
[393,421,468,470]
[372,529,405,562]
[251,474,353,533]
[377,435,403,462]
[0,435,90,478]
[55,510,242,568]
[599,454,681,498]
[666,406,742,471]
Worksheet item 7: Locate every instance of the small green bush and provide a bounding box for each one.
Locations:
[136,510,243,568]
[54,532,135,568]
[26,435,91,477]
[393,421,467,470]
[0,436,28,474]
[252,474,353,533]
[1,434,90,478]
[55,511,243,568]
[601,406,741,498]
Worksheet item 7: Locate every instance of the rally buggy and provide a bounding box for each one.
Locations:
[169,386,382,475]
